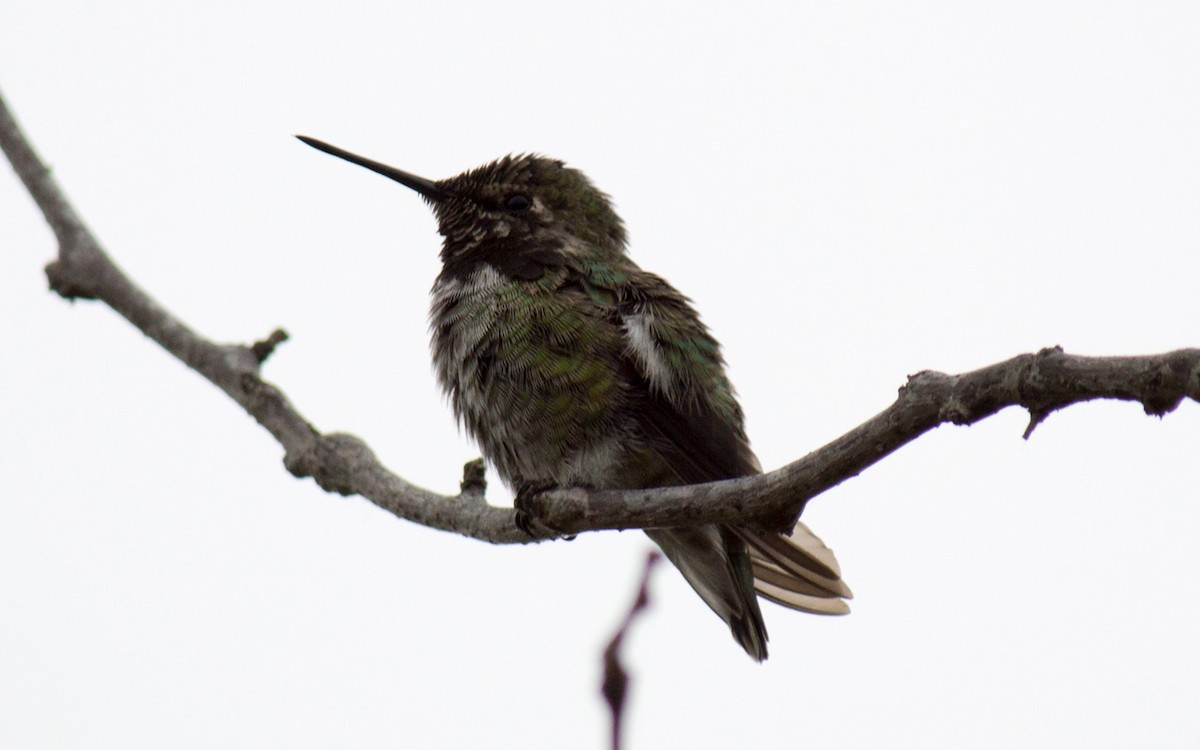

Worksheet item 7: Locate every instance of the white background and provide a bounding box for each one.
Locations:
[3,2,1199,748]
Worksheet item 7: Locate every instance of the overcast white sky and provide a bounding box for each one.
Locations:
[3,2,1200,748]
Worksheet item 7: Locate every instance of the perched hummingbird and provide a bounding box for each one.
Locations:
[298,136,852,661]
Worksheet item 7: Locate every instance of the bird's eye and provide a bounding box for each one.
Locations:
[504,194,532,212]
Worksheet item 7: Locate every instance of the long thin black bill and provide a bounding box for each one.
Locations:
[296,135,451,201]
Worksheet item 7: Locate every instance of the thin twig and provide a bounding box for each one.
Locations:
[602,552,662,750]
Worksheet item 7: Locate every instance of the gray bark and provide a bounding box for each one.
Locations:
[3,89,1196,544]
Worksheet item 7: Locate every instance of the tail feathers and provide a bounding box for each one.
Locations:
[646,526,769,661]
[752,558,851,614]
[735,522,853,615]
[646,521,850,661]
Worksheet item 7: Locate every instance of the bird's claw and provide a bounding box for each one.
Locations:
[514,479,559,536]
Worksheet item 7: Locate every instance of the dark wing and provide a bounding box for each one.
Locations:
[613,272,758,484]
[613,271,853,614]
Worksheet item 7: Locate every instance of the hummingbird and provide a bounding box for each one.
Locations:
[298,136,852,661]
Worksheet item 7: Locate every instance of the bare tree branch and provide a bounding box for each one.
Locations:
[0,89,527,545]
[3,88,1198,542]
[601,551,661,750]
[531,346,1200,534]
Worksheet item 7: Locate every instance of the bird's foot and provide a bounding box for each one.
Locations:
[514,478,559,536]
